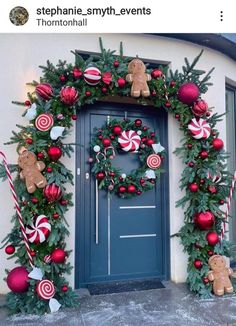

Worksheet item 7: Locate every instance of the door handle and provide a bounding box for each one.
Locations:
[85,172,90,180]
[95,179,99,245]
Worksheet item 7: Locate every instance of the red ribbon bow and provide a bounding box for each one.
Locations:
[102,72,112,85]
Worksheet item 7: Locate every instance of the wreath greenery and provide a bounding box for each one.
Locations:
[90,118,165,198]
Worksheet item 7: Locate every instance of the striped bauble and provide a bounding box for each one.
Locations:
[84,67,101,86]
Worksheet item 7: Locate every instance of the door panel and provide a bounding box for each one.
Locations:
[76,102,169,287]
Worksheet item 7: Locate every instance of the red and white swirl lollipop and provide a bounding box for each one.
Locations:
[147,154,161,169]
[35,113,54,131]
[26,215,51,244]
[188,118,211,140]
[118,130,141,152]
[36,279,55,300]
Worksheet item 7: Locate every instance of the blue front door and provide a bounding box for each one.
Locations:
[76,103,169,287]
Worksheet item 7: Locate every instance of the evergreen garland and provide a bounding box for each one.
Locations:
[0,38,234,314]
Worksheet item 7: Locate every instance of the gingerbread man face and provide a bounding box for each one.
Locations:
[208,255,226,272]
[128,59,146,74]
[18,151,37,168]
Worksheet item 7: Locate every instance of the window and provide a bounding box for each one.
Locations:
[226,86,236,243]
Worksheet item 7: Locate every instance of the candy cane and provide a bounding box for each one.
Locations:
[104,146,115,157]
[222,171,236,238]
[0,151,34,267]
[96,152,106,163]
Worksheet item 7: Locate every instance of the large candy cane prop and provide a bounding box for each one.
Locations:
[0,151,34,268]
[222,171,236,238]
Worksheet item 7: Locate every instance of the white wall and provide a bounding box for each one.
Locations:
[0,33,236,293]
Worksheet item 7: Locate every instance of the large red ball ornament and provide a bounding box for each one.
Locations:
[113,125,122,135]
[36,83,53,100]
[194,259,202,269]
[206,232,219,246]
[192,100,208,117]
[84,67,101,86]
[212,138,224,151]
[118,186,126,194]
[96,172,105,180]
[43,183,62,203]
[117,78,126,88]
[48,146,62,161]
[7,266,29,293]
[188,183,199,192]
[127,185,136,193]
[51,248,66,264]
[60,86,78,106]
[102,138,111,147]
[5,245,15,255]
[178,82,199,105]
[194,211,215,230]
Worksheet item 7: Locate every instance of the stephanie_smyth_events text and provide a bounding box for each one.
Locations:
[36,6,151,26]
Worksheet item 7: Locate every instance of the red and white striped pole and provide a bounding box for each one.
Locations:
[0,151,34,268]
[222,171,236,238]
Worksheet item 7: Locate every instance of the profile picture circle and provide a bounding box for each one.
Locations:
[9,6,29,26]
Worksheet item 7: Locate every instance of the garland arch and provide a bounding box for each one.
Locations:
[0,38,234,314]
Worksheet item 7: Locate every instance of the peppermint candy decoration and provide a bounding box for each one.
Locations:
[84,67,101,86]
[36,279,55,300]
[118,130,141,152]
[35,113,54,131]
[188,118,211,140]
[147,154,161,169]
[44,255,52,264]
[26,215,51,244]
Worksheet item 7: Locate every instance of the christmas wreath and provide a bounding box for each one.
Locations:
[0,38,235,315]
[90,118,165,197]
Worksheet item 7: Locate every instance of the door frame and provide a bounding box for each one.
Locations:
[75,101,170,288]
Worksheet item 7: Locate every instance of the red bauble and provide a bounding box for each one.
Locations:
[47,167,53,173]
[26,138,33,144]
[98,135,103,140]
[178,82,199,105]
[60,86,78,106]
[109,172,115,177]
[143,126,148,131]
[53,213,60,219]
[85,91,91,97]
[194,211,215,230]
[60,75,66,82]
[101,87,108,94]
[113,125,122,135]
[175,114,180,120]
[165,102,171,108]
[37,152,44,159]
[188,162,195,167]
[203,277,209,284]
[5,245,15,255]
[51,248,66,264]
[194,259,202,269]
[96,172,105,180]
[60,199,68,206]
[189,183,199,192]
[219,199,225,205]
[72,115,77,120]
[170,81,176,87]
[48,146,62,161]
[187,144,193,149]
[73,67,83,79]
[194,243,202,249]
[192,100,208,117]
[127,185,136,193]
[200,150,208,159]
[206,232,219,246]
[31,197,38,204]
[151,90,157,97]
[36,83,53,100]
[136,190,142,196]
[24,100,31,106]
[140,178,145,186]
[30,250,36,257]
[43,183,62,202]
[118,186,126,194]
[117,78,126,88]
[7,266,29,293]
[61,285,69,292]
[212,138,224,151]
[146,139,154,146]
[208,250,214,256]
[151,69,163,78]
[200,179,205,185]
[102,138,111,147]
[113,60,120,68]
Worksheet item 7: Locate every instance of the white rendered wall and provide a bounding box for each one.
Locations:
[0,33,236,293]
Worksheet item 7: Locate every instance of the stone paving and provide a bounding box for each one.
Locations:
[1,282,236,325]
